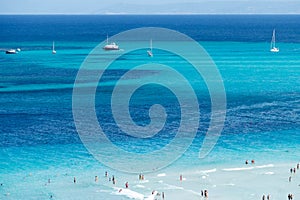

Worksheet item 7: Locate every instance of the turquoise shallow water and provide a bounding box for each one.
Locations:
[0,40,299,199]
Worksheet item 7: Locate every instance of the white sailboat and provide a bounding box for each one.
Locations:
[52,41,56,54]
[147,39,153,57]
[270,29,279,53]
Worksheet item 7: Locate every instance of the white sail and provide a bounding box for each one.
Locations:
[270,29,279,52]
[147,39,153,57]
[52,41,56,54]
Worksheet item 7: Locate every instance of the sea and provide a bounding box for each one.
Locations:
[0,15,300,200]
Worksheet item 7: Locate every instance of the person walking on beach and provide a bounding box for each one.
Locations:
[289,176,292,182]
[95,176,98,182]
[125,182,129,188]
[262,194,265,200]
[105,171,108,177]
[204,190,208,198]
[180,174,183,181]
[267,194,270,200]
[297,163,299,170]
[290,168,293,173]
[201,190,204,197]
[162,192,165,200]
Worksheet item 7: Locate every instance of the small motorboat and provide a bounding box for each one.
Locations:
[6,49,17,54]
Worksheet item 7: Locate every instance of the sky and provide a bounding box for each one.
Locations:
[0,0,300,14]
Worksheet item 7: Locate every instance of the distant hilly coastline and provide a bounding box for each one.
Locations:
[91,1,300,15]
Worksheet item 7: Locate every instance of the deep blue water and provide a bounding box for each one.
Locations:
[0,15,299,156]
[0,15,300,42]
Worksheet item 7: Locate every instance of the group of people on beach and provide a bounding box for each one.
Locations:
[262,194,270,200]
[139,173,145,181]
[201,190,209,198]
[288,193,294,200]
[289,163,299,182]
[245,159,255,165]
[286,163,300,199]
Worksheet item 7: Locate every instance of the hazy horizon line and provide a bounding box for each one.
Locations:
[1,13,300,15]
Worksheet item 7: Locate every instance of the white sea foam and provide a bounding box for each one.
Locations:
[222,164,274,171]
[157,173,166,177]
[163,183,184,190]
[255,164,274,168]
[202,168,217,173]
[134,184,145,188]
[223,183,235,186]
[113,188,144,200]
[264,172,274,175]
[197,168,217,174]
[222,167,254,171]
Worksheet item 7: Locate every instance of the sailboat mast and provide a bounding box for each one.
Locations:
[273,29,276,48]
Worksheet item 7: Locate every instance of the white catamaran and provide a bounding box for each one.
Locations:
[103,35,119,50]
[270,29,279,53]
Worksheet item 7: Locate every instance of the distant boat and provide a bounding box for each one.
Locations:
[270,29,279,53]
[52,41,56,54]
[147,39,153,57]
[103,35,119,50]
[6,49,17,54]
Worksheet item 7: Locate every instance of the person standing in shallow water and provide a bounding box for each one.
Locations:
[162,192,165,200]
[204,190,208,198]
[73,177,76,184]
